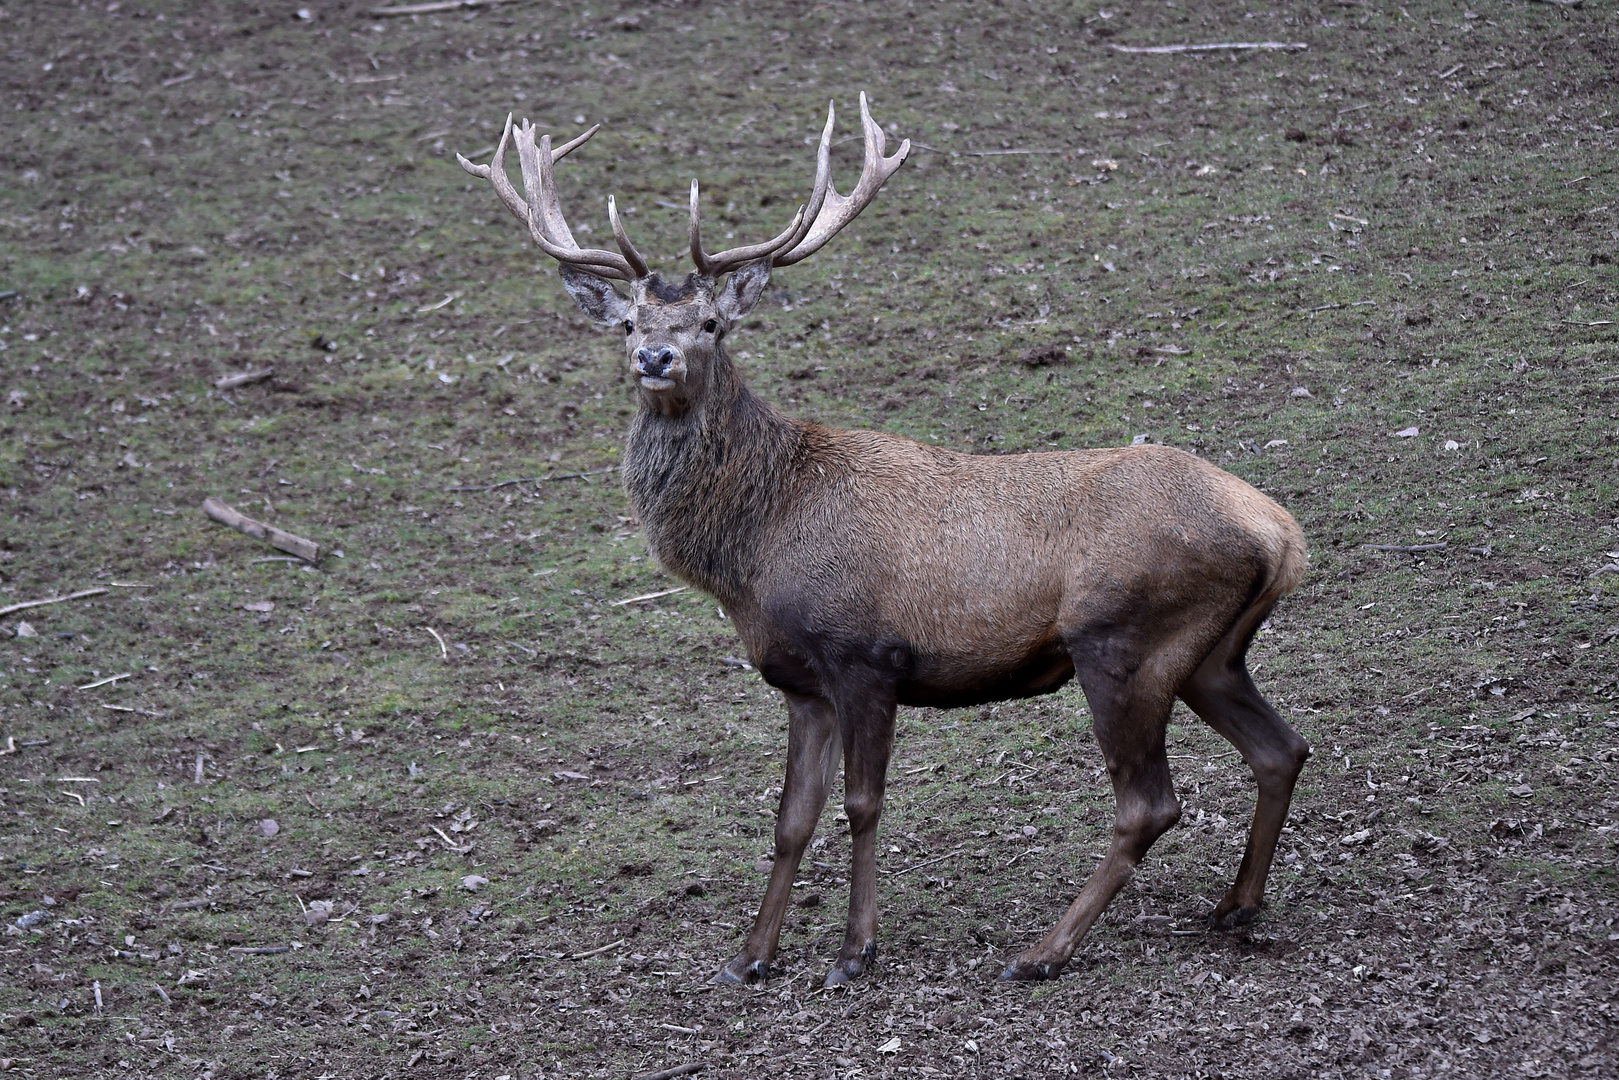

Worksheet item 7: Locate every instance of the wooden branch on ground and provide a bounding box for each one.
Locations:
[0,588,109,619]
[201,498,320,562]
[215,368,274,391]
[445,466,617,492]
[1109,41,1309,54]
[635,1065,708,1080]
[1362,543,1447,553]
[369,0,520,16]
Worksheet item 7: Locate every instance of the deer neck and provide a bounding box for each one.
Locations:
[621,348,798,606]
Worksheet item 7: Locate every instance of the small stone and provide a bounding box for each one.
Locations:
[259,819,279,838]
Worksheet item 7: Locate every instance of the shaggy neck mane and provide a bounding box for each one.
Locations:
[622,345,801,606]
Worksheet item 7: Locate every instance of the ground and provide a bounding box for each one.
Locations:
[1,1,1616,1078]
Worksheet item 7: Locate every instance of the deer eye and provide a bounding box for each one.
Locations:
[703,319,718,334]
[623,320,634,334]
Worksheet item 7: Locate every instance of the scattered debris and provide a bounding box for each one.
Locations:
[14,910,50,931]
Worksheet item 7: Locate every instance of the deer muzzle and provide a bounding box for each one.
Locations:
[634,344,685,388]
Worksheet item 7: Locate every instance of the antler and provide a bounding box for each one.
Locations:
[690,92,910,277]
[457,115,649,281]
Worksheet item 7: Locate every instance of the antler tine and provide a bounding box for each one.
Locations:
[459,117,637,278]
[607,195,650,279]
[456,113,530,227]
[688,179,711,277]
[774,100,837,258]
[689,179,808,279]
[774,92,910,267]
[514,121,637,280]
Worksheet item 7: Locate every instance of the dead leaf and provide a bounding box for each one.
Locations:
[259,819,279,838]
[460,874,489,892]
[14,621,36,638]
[1290,386,1313,398]
[877,1036,902,1054]
[1393,426,1420,438]
[304,900,333,927]
[243,600,275,613]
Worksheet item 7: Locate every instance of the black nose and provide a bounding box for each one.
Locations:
[635,345,676,377]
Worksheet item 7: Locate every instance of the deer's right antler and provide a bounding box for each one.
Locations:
[457,114,648,281]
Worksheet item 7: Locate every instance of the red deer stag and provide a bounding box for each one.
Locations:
[459,95,1310,986]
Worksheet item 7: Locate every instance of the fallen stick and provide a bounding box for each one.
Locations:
[370,0,520,15]
[227,945,291,955]
[1109,41,1308,54]
[964,148,1067,157]
[570,938,626,960]
[636,1065,708,1080]
[215,368,274,391]
[880,849,964,878]
[1362,543,1447,553]
[0,588,108,619]
[201,497,320,562]
[611,586,689,607]
[77,673,132,691]
[425,626,449,661]
[445,465,617,492]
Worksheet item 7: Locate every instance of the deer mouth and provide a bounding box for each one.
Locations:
[638,374,679,391]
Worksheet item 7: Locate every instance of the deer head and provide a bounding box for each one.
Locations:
[458,94,909,416]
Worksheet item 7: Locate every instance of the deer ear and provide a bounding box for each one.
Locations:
[716,258,771,321]
[560,266,633,326]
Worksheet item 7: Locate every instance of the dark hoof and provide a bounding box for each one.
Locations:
[824,943,876,988]
[1211,901,1263,930]
[714,956,769,984]
[998,956,1064,982]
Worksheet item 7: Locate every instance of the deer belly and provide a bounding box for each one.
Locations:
[895,642,1075,708]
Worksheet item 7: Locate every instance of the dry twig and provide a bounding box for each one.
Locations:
[77,673,132,691]
[215,369,274,391]
[0,588,108,619]
[370,0,520,15]
[1109,41,1308,54]
[445,465,617,492]
[636,1065,708,1080]
[425,627,449,661]
[1363,543,1447,554]
[201,497,320,562]
[611,586,689,607]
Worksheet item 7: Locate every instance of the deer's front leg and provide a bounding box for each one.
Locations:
[717,692,840,984]
[825,690,897,988]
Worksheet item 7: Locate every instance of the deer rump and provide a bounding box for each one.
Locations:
[739,436,1301,712]
[458,92,1312,989]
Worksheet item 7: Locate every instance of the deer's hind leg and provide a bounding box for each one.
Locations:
[1000,633,1184,981]
[1177,600,1311,927]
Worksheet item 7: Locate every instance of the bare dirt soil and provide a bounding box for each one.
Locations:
[1,1,1616,1078]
